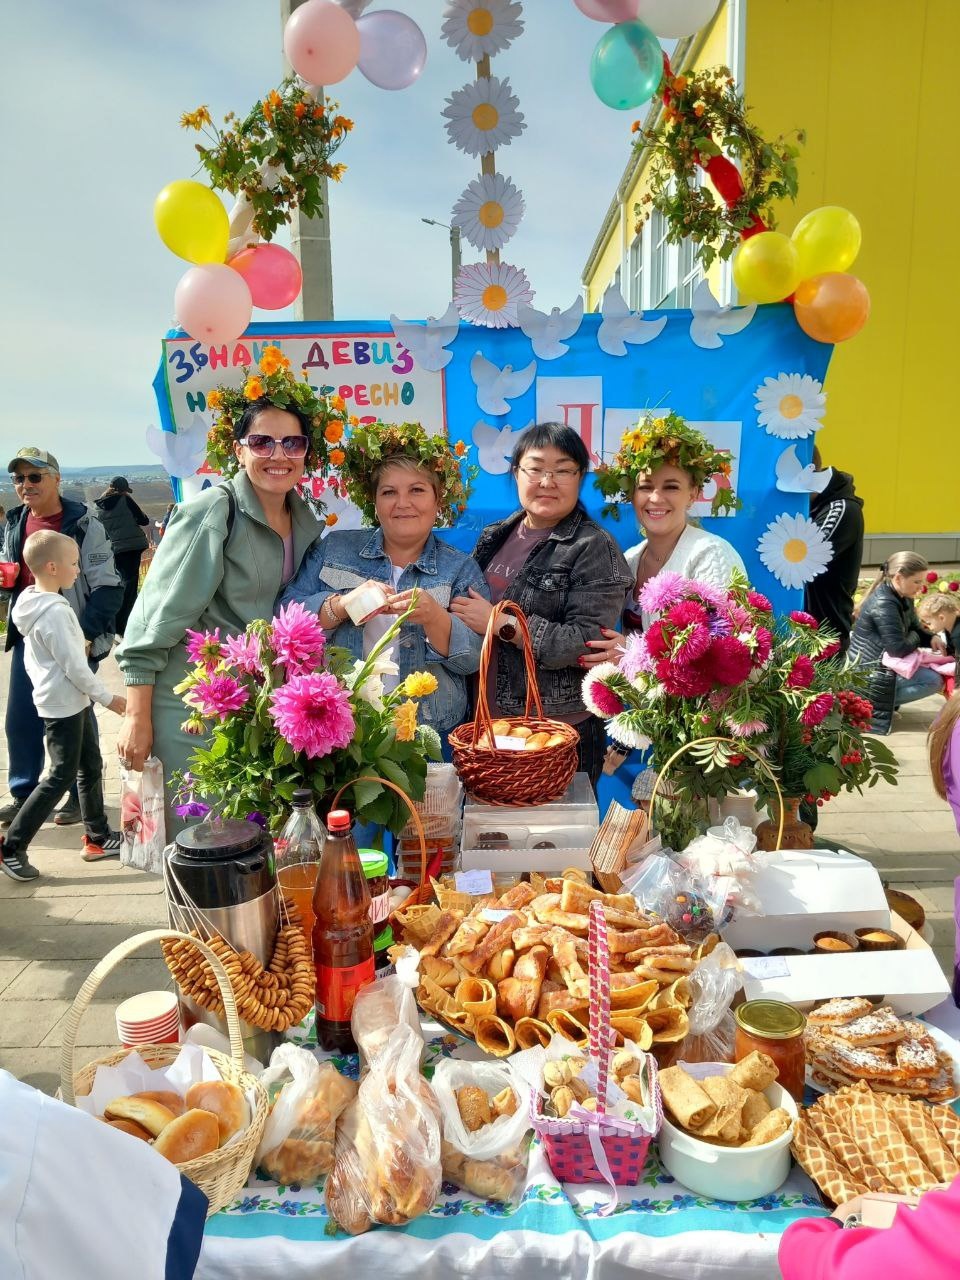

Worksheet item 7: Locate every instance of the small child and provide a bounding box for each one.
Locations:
[917,592,960,696]
[1,531,126,882]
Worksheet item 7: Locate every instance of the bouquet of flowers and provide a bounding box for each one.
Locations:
[174,600,439,833]
[582,571,898,849]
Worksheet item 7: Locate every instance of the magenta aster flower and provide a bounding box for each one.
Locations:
[706,636,753,687]
[269,672,355,759]
[816,640,842,663]
[270,601,327,676]
[638,571,687,616]
[673,622,711,666]
[657,656,714,698]
[665,600,707,629]
[186,673,250,720]
[789,611,820,629]
[786,656,816,689]
[801,692,835,727]
[726,715,769,738]
[585,679,624,716]
[222,631,263,677]
[753,626,773,665]
[185,627,224,671]
[747,590,772,612]
[644,621,670,660]
[689,580,730,609]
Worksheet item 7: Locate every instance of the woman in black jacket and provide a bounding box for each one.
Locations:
[94,476,150,637]
[850,551,947,734]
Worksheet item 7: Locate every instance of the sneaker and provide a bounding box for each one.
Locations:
[53,798,83,826]
[0,797,25,828]
[0,840,40,882]
[81,831,123,863]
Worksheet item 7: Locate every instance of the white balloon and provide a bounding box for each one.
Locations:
[637,0,719,39]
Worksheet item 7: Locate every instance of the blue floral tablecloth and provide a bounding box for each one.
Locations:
[197,1014,826,1280]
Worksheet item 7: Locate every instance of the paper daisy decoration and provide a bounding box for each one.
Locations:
[455,260,533,329]
[754,372,826,440]
[757,512,834,589]
[441,0,524,62]
[442,76,525,158]
[452,172,524,252]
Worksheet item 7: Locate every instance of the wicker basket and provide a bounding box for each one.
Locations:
[60,929,269,1217]
[448,601,579,806]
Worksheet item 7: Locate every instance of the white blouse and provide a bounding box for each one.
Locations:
[625,523,747,630]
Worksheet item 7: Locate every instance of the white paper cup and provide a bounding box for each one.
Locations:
[116,991,180,1046]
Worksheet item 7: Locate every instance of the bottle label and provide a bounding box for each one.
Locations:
[369,889,390,927]
[315,958,375,1021]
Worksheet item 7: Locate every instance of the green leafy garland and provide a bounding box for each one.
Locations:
[337,421,477,528]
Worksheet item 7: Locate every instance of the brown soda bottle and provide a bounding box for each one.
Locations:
[312,808,374,1053]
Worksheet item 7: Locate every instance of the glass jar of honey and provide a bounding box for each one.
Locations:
[734,999,807,1104]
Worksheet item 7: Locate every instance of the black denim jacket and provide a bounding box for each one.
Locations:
[472,507,631,717]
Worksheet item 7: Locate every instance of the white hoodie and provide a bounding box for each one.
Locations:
[11,588,113,719]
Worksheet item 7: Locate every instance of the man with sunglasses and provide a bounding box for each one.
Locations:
[1,448,122,829]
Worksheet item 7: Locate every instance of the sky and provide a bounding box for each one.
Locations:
[2,0,656,467]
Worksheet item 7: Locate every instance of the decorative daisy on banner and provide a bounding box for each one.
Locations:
[754,372,826,440]
[443,75,525,157]
[455,260,533,328]
[452,172,524,251]
[757,512,834,589]
[441,0,524,62]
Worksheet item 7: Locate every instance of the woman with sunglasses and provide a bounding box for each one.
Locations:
[451,422,631,785]
[116,372,324,834]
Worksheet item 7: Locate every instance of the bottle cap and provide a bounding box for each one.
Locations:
[327,809,352,832]
[291,789,313,807]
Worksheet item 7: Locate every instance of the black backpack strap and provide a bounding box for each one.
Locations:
[223,486,237,541]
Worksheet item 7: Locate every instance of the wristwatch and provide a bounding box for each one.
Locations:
[497,614,518,643]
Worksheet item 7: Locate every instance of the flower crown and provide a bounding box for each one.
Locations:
[593,411,740,518]
[336,420,477,528]
[204,345,350,485]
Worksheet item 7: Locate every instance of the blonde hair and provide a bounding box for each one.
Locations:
[22,530,75,574]
[917,592,960,624]
[372,457,442,501]
[929,691,960,802]
[856,551,928,615]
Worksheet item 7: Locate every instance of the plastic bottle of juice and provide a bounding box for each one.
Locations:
[274,789,324,952]
[312,809,374,1053]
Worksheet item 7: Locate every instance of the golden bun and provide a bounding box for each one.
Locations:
[152,1109,220,1164]
[103,1096,176,1137]
[184,1080,248,1144]
[509,725,533,739]
[524,732,551,750]
[131,1089,186,1118]
[102,1117,152,1142]
[544,732,567,748]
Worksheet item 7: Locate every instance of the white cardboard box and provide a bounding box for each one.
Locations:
[737,912,951,1016]
[721,847,890,953]
[459,844,593,875]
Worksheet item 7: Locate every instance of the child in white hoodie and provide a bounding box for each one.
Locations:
[1,531,126,881]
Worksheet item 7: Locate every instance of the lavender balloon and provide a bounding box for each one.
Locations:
[356,9,427,91]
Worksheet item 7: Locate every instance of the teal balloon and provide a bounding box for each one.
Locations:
[590,19,663,111]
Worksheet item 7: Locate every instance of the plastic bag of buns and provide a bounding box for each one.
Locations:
[351,946,422,1065]
[256,1043,357,1184]
[431,1059,531,1203]
[325,1023,441,1235]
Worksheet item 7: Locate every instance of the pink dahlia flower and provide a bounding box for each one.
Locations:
[185,627,224,671]
[270,601,327,676]
[786,656,815,689]
[270,672,355,759]
[801,693,836,727]
[638,571,687,616]
[222,631,263,677]
[186,673,250,720]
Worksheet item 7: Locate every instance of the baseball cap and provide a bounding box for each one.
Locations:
[8,447,60,475]
[110,475,132,492]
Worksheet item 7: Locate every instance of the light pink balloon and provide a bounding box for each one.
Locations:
[284,0,360,86]
[174,264,253,344]
[228,243,303,310]
[574,0,641,21]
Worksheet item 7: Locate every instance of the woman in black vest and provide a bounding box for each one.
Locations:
[94,476,150,637]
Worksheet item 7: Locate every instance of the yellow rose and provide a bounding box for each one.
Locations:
[403,672,438,698]
[393,699,418,742]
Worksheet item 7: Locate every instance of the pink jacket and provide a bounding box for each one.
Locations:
[945,716,960,836]
[779,1177,960,1280]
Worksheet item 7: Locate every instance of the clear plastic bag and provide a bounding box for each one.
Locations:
[325,1023,441,1235]
[681,943,743,1064]
[678,817,776,918]
[624,853,728,941]
[255,1042,357,1184]
[119,757,166,875]
[350,946,422,1064]
[431,1059,531,1203]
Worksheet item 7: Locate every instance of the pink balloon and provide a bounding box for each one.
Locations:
[283,0,360,86]
[174,264,252,345]
[574,0,641,21]
[356,10,427,91]
[228,243,303,310]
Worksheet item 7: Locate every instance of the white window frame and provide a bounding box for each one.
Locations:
[628,233,644,310]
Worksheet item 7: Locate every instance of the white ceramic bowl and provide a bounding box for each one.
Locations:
[656,1060,798,1202]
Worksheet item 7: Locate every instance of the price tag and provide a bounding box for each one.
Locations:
[741,955,790,979]
[455,869,494,896]
[481,909,512,923]
[494,735,525,751]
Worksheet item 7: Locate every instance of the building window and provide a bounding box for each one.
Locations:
[628,234,643,309]
[676,235,703,309]
[649,207,677,308]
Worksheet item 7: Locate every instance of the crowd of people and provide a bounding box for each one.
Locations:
[1,404,958,880]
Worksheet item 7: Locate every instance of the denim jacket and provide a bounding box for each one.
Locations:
[281,528,489,733]
[472,508,632,717]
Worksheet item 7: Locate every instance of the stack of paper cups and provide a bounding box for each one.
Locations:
[115,991,181,1048]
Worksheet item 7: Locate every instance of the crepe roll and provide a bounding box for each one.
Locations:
[730,1050,779,1092]
[743,1107,792,1147]
[739,1088,772,1137]
[455,976,497,1017]
[698,1076,748,1143]
[658,1065,716,1130]
[474,1014,518,1058]
[514,1017,554,1050]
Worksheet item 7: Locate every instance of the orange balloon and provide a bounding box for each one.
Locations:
[794,272,870,343]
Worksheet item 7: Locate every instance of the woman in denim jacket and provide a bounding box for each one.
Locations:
[282,441,487,744]
[451,423,631,785]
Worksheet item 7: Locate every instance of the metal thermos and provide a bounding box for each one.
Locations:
[165,818,280,1061]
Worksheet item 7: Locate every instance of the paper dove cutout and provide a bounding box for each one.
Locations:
[146,418,207,480]
[517,297,584,360]
[470,352,537,416]
[689,279,757,350]
[472,419,532,474]
[389,301,460,372]
[775,444,832,495]
[597,284,667,356]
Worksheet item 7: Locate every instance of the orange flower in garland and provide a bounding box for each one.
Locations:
[454,441,467,457]
[243,376,265,400]
[259,345,289,376]
[325,513,339,527]
[329,448,346,466]
[294,102,306,120]
[325,421,345,444]
[206,390,222,410]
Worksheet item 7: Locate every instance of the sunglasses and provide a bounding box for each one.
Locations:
[238,434,309,459]
[10,472,46,486]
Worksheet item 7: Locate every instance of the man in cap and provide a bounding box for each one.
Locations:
[1,448,122,828]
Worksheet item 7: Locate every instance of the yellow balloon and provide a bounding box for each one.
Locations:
[732,232,801,304]
[791,206,861,278]
[154,180,229,264]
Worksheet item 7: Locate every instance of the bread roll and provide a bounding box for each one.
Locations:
[102,1117,152,1142]
[545,732,567,748]
[153,1109,220,1164]
[132,1089,186,1118]
[184,1080,248,1144]
[524,732,551,750]
[104,1096,176,1137]
[491,719,512,736]
[509,725,533,739]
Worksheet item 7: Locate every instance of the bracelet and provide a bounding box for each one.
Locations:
[322,596,343,627]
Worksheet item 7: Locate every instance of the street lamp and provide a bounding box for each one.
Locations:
[421,218,462,296]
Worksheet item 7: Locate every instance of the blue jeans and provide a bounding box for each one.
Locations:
[895,666,944,708]
[5,639,97,801]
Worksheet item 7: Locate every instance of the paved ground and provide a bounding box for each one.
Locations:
[0,651,957,1096]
